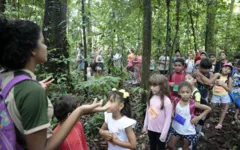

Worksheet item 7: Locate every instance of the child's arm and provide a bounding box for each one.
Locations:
[217,77,232,92]
[111,126,136,149]
[99,123,113,141]
[197,72,220,85]
[191,103,211,124]
[159,103,173,142]
[143,104,149,132]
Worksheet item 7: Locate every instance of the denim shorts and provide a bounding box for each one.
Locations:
[211,94,231,104]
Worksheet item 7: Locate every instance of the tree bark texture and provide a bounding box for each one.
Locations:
[224,0,235,51]
[173,0,180,51]
[42,0,69,77]
[186,0,197,53]
[87,0,92,53]
[205,0,217,53]
[141,0,152,91]
[82,0,87,81]
[166,0,172,74]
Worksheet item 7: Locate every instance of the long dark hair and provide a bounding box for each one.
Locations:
[148,74,170,110]
[108,91,131,117]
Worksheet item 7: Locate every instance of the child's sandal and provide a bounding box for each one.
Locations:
[215,124,222,129]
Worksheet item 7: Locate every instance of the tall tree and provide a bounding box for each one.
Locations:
[224,0,235,51]
[42,0,69,77]
[0,0,6,13]
[82,0,87,81]
[186,0,197,53]
[173,0,181,51]
[87,0,92,52]
[166,0,172,73]
[141,0,152,91]
[205,0,217,53]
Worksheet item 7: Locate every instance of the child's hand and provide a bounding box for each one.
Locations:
[111,135,119,145]
[78,100,102,115]
[92,99,111,112]
[191,116,200,125]
[142,129,148,135]
[169,82,174,87]
[214,73,221,77]
[216,80,224,86]
[101,130,113,141]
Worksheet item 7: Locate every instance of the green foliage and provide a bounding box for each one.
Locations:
[75,75,121,101]
[130,87,148,117]
[84,112,104,137]
[51,117,59,130]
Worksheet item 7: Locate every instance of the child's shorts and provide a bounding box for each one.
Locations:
[211,94,231,104]
[167,127,199,145]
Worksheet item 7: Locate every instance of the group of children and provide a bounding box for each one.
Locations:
[55,52,240,150]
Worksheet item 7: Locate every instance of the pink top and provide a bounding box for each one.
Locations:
[143,95,172,142]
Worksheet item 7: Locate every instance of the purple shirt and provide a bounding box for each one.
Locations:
[143,95,172,142]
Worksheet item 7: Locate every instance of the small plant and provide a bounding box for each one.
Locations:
[84,112,104,137]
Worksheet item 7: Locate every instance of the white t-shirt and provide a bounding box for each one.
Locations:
[159,56,170,71]
[186,59,194,73]
[171,103,196,135]
[104,112,136,150]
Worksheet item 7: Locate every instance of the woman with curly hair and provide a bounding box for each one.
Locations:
[0,17,109,150]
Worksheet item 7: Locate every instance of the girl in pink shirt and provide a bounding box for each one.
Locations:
[143,74,173,150]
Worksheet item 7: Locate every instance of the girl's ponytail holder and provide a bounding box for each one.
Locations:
[112,88,117,91]
[119,89,130,99]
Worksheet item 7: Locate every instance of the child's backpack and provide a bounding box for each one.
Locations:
[192,90,208,116]
[192,90,208,105]
[0,75,32,150]
[229,73,240,107]
[173,97,195,120]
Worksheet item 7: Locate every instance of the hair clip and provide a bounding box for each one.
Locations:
[119,89,129,99]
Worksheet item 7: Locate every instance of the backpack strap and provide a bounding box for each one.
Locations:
[173,97,180,114]
[189,99,195,119]
[1,75,32,99]
[192,90,199,99]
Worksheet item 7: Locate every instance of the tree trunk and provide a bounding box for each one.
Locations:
[87,0,92,53]
[174,0,180,51]
[172,0,180,52]
[82,0,87,81]
[186,0,197,53]
[0,0,6,13]
[141,0,152,91]
[42,0,69,78]
[166,0,172,74]
[205,0,217,53]
[224,0,235,51]
[157,7,161,54]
